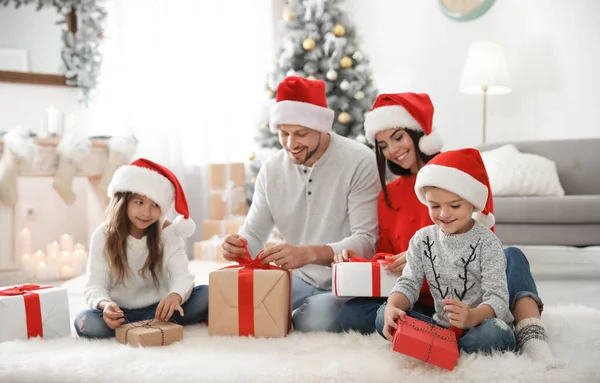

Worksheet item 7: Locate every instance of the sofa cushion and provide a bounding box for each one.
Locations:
[494,195,600,224]
[481,144,565,197]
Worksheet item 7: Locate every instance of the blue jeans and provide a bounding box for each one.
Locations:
[291,276,350,333]
[74,285,209,339]
[374,307,516,354]
[345,247,543,336]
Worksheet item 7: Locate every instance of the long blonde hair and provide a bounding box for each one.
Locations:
[104,192,164,288]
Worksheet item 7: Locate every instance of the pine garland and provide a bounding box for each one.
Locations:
[1,0,107,105]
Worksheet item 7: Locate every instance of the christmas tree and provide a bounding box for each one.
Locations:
[246,0,378,202]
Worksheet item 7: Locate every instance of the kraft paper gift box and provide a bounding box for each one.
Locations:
[332,254,397,297]
[0,284,71,343]
[208,250,291,338]
[202,219,245,240]
[392,316,459,371]
[206,163,245,190]
[206,163,248,220]
[194,238,226,262]
[116,320,183,347]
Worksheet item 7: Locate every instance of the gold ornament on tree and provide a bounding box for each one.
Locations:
[354,91,365,100]
[265,89,274,98]
[307,75,317,81]
[340,56,352,68]
[283,9,294,21]
[302,38,316,51]
[338,112,351,124]
[333,23,345,37]
[249,152,255,161]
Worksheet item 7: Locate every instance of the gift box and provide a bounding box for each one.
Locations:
[194,238,226,262]
[392,316,459,371]
[116,320,183,347]
[0,284,71,343]
[202,219,245,240]
[206,163,248,219]
[208,245,291,337]
[332,254,397,297]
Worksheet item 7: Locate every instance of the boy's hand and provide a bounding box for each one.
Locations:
[155,293,184,322]
[443,298,473,329]
[383,304,407,342]
[102,302,125,329]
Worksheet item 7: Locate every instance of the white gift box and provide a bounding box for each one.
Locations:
[0,285,71,343]
[332,261,398,297]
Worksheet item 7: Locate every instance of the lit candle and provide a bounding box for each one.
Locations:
[35,261,58,281]
[21,253,36,279]
[63,113,77,136]
[60,234,74,252]
[74,249,88,274]
[47,241,60,259]
[75,243,86,251]
[60,265,77,280]
[44,105,63,136]
[19,229,32,257]
[34,250,46,264]
[46,250,60,266]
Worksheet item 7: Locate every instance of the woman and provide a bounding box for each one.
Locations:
[336,93,557,365]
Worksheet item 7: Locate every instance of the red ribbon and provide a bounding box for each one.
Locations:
[346,253,391,297]
[0,284,52,338]
[219,242,291,336]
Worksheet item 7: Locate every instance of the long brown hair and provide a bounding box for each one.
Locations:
[376,129,439,209]
[105,192,164,288]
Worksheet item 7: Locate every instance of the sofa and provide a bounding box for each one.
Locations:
[477,138,600,246]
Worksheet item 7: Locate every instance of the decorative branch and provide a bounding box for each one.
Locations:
[454,238,481,300]
[422,236,448,299]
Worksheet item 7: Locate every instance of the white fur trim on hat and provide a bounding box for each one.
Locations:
[270,100,334,133]
[473,211,495,228]
[418,132,443,156]
[364,105,422,144]
[172,215,196,238]
[107,165,174,214]
[415,164,488,212]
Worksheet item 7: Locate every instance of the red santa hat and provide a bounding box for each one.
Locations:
[270,76,334,133]
[364,93,443,155]
[107,158,195,238]
[414,148,495,228]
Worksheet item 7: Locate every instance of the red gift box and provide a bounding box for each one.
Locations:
[392,316,459,371]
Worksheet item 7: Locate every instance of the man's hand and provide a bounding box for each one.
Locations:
[443,298,473,329]
[102,302,125,329]
[258,243,313,269]
[384,251,407,277]
[382,304,407,342]
[222,234,248,261]
[155,293,184,322]
[332,249,358,264]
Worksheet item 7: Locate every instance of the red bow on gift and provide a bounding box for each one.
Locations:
[344,253,391,297]
[0,284,52,338]
[220,241,291,336]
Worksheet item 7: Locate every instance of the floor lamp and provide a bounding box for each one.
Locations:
[460,41,512,143]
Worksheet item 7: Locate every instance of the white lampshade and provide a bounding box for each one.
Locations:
[460,40,512,95]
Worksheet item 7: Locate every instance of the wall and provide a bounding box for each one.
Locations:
[0,5,63,73]
[345,0,600,149]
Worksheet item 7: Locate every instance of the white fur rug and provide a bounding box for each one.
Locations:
[1,262,599,382]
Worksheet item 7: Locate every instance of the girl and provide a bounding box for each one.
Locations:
[336,93,558,364]
[382,148,516,354]
[74,158,208,339]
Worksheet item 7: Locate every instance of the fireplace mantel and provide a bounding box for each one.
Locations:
[0,137,110,270]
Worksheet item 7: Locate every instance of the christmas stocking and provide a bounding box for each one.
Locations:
[0,126,36,207]
[52,134,91,205]
[98,135,137,192]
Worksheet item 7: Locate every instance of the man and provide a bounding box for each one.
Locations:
[222,76,380,332]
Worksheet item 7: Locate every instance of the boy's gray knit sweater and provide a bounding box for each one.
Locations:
[392,221,513,328]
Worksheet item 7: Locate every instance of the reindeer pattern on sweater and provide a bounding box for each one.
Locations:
[392,221,514,328]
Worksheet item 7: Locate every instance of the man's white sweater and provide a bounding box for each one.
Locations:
[84,221,194,310]
[239,133,381,289]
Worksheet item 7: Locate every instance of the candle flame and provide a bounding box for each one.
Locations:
[22,228,29,234]
[39,261,46,267]
[35,250,43,256]
[23,253,30,258]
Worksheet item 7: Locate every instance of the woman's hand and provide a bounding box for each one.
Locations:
[384,251,407,276]
[102,302,125,329]
[155,293,184,322]
[332,249,358,264]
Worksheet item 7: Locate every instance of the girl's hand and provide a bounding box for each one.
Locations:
[443,298,473,329]
[382,304,407,342]
[155,293,184,322]
[332,249,357,264]
[384,251,407,277]
[102,302,125,329]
